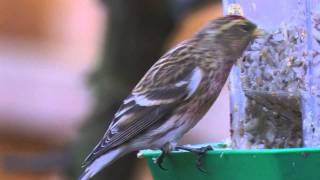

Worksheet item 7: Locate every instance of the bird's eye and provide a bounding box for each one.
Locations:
[239,25,251,32]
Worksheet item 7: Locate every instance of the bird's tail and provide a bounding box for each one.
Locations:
[78,147,125,180]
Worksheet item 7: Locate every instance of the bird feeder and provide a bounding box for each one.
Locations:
[141,1,320,179]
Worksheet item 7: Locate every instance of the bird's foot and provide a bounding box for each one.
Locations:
[153,148,168,171]
[175,145,213,173]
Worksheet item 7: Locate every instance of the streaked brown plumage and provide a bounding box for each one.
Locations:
[79,15,259,180]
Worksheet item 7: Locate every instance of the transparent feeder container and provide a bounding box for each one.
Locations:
[226,0,320,149]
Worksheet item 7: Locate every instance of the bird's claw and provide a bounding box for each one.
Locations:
[153,148,168,171]
[175,145,213,173]
[194,146,213,173]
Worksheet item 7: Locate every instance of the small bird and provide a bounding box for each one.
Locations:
[79,15,260,180]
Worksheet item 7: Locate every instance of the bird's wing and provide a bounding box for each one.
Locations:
[83,45,203,167]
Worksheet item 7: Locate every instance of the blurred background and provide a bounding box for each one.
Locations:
[0,0,228,179]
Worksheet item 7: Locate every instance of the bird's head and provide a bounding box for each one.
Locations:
[195,15,262,59]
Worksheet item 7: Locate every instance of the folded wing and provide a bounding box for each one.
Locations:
[82,47,203,167]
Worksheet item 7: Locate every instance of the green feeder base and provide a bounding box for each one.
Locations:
[140,143,320,180]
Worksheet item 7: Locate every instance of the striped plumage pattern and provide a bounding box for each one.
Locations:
[79,15,258,180]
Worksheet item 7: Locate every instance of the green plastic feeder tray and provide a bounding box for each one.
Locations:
[140,143,320,180]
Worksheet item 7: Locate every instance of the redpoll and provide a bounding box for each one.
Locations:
[79,15,260,180]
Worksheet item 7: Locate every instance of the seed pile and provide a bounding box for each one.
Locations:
[230,20,317,149]
[241,25,307,93]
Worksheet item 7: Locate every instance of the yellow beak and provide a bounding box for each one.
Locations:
[253,28,266,37]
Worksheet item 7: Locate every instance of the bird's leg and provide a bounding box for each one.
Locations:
[175,145,213,172]
[153,148,168,170]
